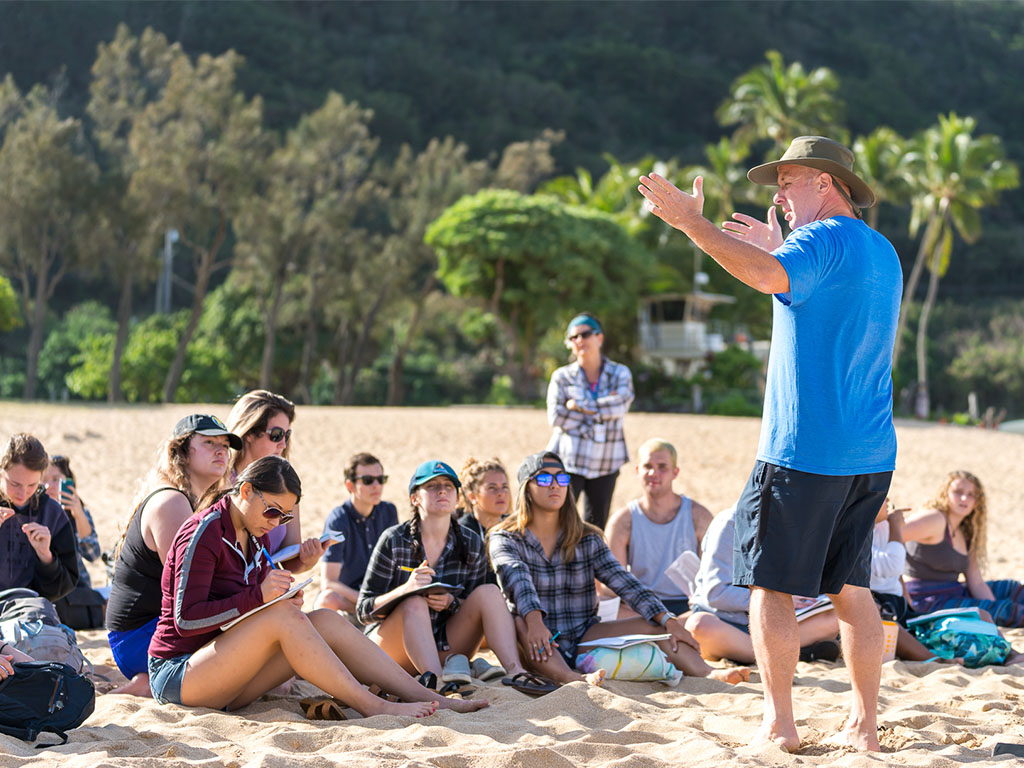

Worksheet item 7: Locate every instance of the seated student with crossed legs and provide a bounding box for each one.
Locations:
[356,461,537,694]
[148,455,488,718]
[490,451,751,687]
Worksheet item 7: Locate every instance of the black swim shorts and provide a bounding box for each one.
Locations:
[732,461,892,597]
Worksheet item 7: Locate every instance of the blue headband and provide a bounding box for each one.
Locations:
[567,315,602,335]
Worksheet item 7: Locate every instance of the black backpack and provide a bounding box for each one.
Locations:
[0,662,95,746]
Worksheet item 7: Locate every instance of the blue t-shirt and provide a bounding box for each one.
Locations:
[757,216,902,475]
[321,500,399,591]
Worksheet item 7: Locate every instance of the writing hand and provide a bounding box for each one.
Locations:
[260,569,295,602]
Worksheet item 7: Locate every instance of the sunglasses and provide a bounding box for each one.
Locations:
[261,427,292,444]
[253,487,294,524]
[567,329,595,342]
[355,474,388,486]
[533,472,571,487]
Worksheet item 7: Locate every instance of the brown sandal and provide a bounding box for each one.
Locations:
[299,696,349,720]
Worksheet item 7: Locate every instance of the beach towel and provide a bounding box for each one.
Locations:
[909,608,1009,668]
[576,642,682,685]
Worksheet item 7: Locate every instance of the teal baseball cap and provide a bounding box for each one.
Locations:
[408,460,461,493]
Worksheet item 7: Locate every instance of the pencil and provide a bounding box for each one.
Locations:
[399,565,416,572]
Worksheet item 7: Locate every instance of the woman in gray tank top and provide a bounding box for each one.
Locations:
[902,470,1024,626]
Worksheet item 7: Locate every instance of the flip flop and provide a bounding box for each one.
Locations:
[299,696,348,721]
[470,657,507,682]
[417,671,439,690]
[501,672,560,696]
[441,653,472,685]
[799,638,841,663]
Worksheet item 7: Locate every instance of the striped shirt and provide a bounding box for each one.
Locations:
[546,358,634,479]
[489,527,665,645]
[356,520,487,649]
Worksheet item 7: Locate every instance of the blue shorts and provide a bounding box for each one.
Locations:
[108,617,159,680]
[733,461,891,596]
[148,653,192,705]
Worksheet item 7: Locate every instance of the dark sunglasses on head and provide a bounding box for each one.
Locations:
[262,426,292,444]
[254,487,294,524]
[355,474,388,486]
[533,472,571,487]
[567,329,594,342]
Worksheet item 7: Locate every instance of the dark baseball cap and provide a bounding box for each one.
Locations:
[173,414,242,450]
[408,460,461,493]
[517,451,565,486]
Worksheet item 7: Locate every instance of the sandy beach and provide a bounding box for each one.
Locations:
[2,402,1023,766]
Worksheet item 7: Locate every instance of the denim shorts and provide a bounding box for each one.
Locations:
[148,653,192,705]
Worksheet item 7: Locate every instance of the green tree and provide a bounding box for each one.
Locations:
[900,114,1019,417]
[234,91,378,392]
[852,126,910,231]
[37,301,116,399]
[0,275,20,332]
[716,50,847,155]
[127,47,271,402]
[0,77,98,399]
[87,24,181,401]
[427,189,651,398]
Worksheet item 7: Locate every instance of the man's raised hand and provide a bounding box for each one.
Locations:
[722,205,784,253]
[638,173,705,231]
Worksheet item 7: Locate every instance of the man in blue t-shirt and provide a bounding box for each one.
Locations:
[313,452,398,621]
[639,136,901,754]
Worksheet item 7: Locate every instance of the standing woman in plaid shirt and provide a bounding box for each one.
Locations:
[546,313,634,530]
[490,451,751,687]
[357,460,534,692]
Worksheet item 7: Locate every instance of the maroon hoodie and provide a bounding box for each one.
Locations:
[149,496,272,659]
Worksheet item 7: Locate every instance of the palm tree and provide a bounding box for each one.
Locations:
[853,126,910,231]
[716,50,848,155]
[899,113,1019,418]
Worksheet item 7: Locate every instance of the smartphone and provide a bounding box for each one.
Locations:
[60,478,74,502]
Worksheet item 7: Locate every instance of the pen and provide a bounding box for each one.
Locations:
[263,547,281,570]
[550,631,560,643]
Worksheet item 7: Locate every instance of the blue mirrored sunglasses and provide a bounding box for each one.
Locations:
[534,472,571,487]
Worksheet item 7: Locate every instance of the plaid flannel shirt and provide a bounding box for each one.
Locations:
[489,527,665,645]
[356,520,487,648]
[546,358,634,479]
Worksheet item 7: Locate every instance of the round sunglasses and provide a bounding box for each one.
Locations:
[533,472,571,487]
[354,474,388,486]
[254,487,294,524]
[260,426,292,444]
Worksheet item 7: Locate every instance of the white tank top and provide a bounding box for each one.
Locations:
[626,496,696,600]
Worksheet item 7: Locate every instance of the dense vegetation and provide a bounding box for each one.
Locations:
[1,1,1023,420]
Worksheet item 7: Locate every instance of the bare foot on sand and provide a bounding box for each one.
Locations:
[371,699,438,718]
[438,697,489,713]
[108,673,153,698]
[828,719,880,752]
[584,669,606,686]
[750,721,800,753]
[708,666,751,685]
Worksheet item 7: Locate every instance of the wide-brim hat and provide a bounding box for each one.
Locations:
[747,136,875,208]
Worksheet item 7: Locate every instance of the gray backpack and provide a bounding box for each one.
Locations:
[0,589,89,675]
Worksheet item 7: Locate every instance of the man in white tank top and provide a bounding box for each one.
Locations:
[604,439,711,618]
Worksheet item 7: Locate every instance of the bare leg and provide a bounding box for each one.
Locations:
[749,587,800,752]
[444,585,527,675]
[582,616,750,684]
[798,610,840,646]
[180,601,436,718]
[109,673,153,698]
[314,589,353,613]
[828,585,882,752]
[685,612,755,663]
[372,596,444,677]
[512,616,605,686]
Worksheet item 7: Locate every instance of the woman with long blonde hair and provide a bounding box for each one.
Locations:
[903,470,1024,626]
[225,390,323,571]
[489,451,750,687]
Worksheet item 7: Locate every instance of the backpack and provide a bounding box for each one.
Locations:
[0,589,89,674]
[909,607,1011,668]
[0,662,95,746]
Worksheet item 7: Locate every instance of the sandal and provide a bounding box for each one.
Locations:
[501,672,560,696]
[299,696,349,721]
[417,671,438,690]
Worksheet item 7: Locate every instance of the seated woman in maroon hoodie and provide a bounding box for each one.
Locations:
[148,455,488,718]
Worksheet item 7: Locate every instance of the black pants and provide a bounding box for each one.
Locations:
[570,471,618,530]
